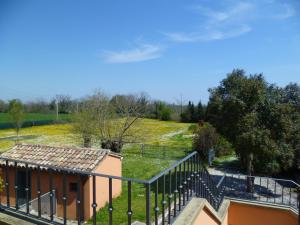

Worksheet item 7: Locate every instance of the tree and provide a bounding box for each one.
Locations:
[196,101,205,121]
[206,69,300,177]
[0,100,7,112]
[180,101,198,122]
[51,95,73,114]
[72,96,103,147]
[8,99,24,137]
[193,123,218,160]
[102,93,147,151]
[207,69,266,143]
[72,92,147,152]
[154,101,171,121]
[25,99,50,113]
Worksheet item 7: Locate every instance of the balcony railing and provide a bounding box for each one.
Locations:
[0,151,224,225]
[217,173,300,213]
[1,152,297,225]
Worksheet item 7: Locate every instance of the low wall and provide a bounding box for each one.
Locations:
[228,200,298,225]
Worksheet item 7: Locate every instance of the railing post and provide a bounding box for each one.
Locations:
[49,169,54,222]
[168,170,172,224]
[14,162,18,210]
[77,174,82,225]
[5,160,10,208]
[63,172,67,225]
[146,183,151,225]
[297,188,300,225]
[154,180,159,225]
[37,166,41,218]
[127,181,132,225]
[108,178,113,225]
[25,163,29,214]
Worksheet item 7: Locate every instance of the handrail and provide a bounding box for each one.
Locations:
[148,151,197,184]
[216,175,226,188]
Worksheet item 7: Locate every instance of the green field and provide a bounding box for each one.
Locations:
[0,118,194,224]
[0,112,72,123]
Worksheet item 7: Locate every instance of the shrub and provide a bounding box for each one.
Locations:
[193,123,218,160]
[188,124,197,132]
[215,136,234,157]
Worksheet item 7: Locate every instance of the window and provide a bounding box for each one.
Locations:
[69,182,78,192]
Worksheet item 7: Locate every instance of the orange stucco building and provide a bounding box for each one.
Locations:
[0,144,122,222]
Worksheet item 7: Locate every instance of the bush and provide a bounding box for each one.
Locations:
[193,123,218,160]
[160,107,171,121]
[215,136,234,157]
[188,124,197,132]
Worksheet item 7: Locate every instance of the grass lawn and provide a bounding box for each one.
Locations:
[0,118,194,224]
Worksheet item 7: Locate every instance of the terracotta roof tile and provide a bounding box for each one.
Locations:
[0,144,112,172]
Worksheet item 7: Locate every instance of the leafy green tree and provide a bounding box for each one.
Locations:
[8,99,24,137]
[196,101,205,121]
[207,69,266,142]
[154,101,171,121]
[180,101,201,122]
[207,69,300,177]
[0,100,7,112]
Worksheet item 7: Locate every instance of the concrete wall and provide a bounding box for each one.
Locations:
[193,207,227,225]
[228,201,298,225]
[181,198,297,225]
[0,154,122,222]
[83,154,122,220]
[172,198,229,225]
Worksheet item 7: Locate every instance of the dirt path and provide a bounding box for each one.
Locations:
[160,127,188,140]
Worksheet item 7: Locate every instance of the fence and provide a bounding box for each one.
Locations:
[2,152,297,225]
[124,143,192,159]
[0,151,223,225]
[218,173,300,213]
[19,190,57,218]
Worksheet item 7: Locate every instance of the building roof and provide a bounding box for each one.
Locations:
[0,143,120,172]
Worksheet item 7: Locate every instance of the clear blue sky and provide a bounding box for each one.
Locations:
[1,0,300,104]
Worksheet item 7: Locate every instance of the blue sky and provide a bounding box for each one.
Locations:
[0,0,300,104]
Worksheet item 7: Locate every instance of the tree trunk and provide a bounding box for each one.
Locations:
[246,153,254,193]
[101,140,123,153]
[83,135,91,148]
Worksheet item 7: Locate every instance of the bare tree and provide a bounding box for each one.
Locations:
[101,93,146,152]
[72,92,147,152]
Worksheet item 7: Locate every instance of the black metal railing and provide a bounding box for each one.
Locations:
[2,152,298,225]
[216,173,300,213]
[0,157,148,225]
[0,151,225,225]
[146,152,224,225]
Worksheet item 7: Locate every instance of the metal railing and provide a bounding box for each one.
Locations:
[19,190,57,217]
[124,143,191,159]
[0,157,148,225]
[217,173,300,213]
[146,152,223,225]
[0,151,224,225]
[1,152,298,225]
